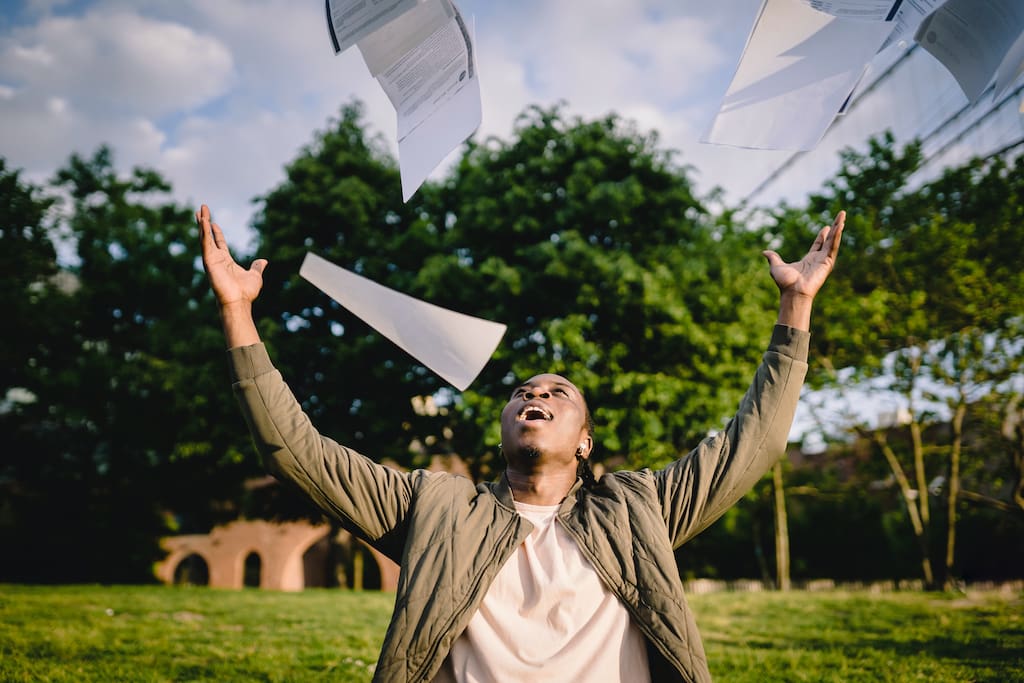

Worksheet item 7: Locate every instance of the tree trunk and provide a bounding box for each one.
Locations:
[1008,399,1024,513]
[352,545,364,591]
[908,353,930,528]
[911,419,929,527]
[874,431,936,588]
[772,460,791,591]
[944,402,966,589]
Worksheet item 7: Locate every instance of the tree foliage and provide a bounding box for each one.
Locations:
[250,104,781,481]
[0,149,259,582]
[0,160,58,395]
[433,106,780,475]
[770,134,1024,587]
[3,107,1022,586]
[249,103,440,472]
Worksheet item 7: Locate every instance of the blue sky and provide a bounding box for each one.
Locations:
[0,0,811,251]
[2,0,1013,439]
[0,0,998,256]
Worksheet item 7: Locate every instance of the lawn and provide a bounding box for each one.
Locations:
[0,584,1020,682]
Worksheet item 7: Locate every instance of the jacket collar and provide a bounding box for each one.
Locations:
[492,471,584,514]
[559,478,584,515]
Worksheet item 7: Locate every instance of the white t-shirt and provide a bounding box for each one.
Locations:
[435,500,652,682]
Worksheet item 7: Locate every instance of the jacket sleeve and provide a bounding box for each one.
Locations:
[654,324,809,549]
[228,343,412,560]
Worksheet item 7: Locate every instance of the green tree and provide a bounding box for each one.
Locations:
[772,135,1024,588]
[0,159,57,394]
[430,105,780,477]
[249,104,784,487]
[1,149,258,582]
[250,102,440,473]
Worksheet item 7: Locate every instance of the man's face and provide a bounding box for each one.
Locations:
[499,373,591,467]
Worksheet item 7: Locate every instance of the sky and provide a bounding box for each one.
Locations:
[2,0,1016,439]
[0,0,812,252]
[1,0,1006,252]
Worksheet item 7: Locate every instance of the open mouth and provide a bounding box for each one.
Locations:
[517,405,553,422]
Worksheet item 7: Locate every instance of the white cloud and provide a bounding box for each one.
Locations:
[154,58,397,251]
[0,10,234,118]
[0,87,167,177]
[475,43,532,142]
[463,0,768,201]
[24,0,74,15]
[480,0,728,116]
[0,0,788,251]
[46,95,67,115]
[9,43,55,66]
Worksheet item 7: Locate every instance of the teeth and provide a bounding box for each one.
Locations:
[519,406,551,421]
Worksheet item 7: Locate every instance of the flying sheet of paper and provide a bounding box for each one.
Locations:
[915,0,1024,103]
[358,0,481,201]
[880,0,943,51]
[993,30,1024,99]
[837,63,871,114]
[299,252,506,391]
[801,0,903,22]
[324,0,418,55]
[703,0,894,151]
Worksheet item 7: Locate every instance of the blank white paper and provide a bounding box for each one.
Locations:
[703,0,894,151]
[299,252,506,391]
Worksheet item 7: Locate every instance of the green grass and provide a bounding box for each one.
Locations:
[0,585,1021,682]
[693,590,1024,682]
[0,585,393,682]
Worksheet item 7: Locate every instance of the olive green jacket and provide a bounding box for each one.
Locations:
[227,324,809,683]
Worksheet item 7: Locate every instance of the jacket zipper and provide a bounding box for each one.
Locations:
[408,512,524,682]
[555,516,694,683]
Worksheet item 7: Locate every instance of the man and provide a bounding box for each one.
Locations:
[198,204,844,683]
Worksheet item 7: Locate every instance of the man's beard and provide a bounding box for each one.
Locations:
[523,446,541,459]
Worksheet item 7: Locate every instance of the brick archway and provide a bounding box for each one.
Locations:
[155,520,399,592]
[155,458,472,591]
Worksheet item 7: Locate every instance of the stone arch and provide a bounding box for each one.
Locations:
[243,551,262,588]
[172,552,209,586]
[302,535,332,588]
[156,520,399,591]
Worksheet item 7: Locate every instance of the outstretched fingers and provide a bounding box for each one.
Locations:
[210,221,228,251]
[762,249,784,268]
[196,204,216,254]
[825,210,845,261]
[809,210,846,259]
[196,204,235,268]
[810,224,828,253]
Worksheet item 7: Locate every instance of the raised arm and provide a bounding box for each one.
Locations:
[197,204,413,560]
[197,203,266,349]
[656,212,844,547]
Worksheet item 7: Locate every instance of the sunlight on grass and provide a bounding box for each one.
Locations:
[0,585,394,682]
[0,585,1020,682]
[691,591,1024,683]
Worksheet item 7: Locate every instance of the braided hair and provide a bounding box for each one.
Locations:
[575,401,599,489]
[576,450,598,488]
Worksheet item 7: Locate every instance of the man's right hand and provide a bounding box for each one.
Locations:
[197,204,268,308]
[197,204,266,348]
